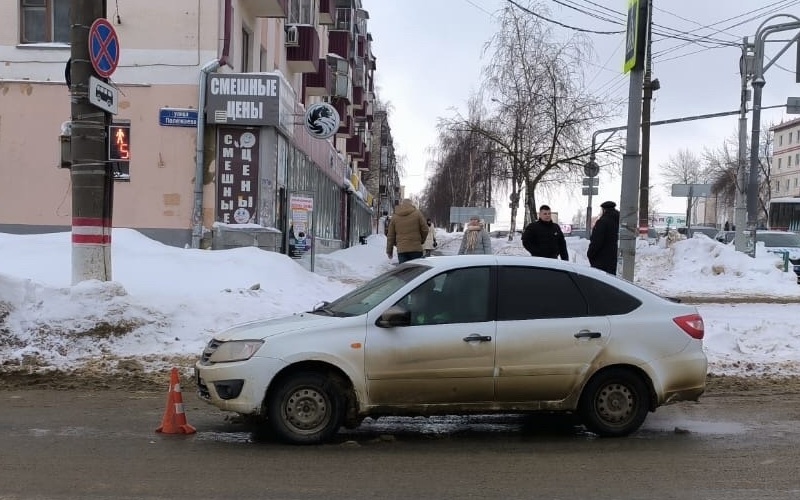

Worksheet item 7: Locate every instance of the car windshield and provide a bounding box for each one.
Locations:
[311,263,430,317]
[757,232,800,247]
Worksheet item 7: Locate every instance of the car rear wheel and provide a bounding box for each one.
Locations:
[267,372,344,445]
[579,368,649,437]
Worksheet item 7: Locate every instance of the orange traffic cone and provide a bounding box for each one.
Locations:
[156,367,196,435]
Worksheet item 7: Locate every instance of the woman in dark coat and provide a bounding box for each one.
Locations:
[587,201,620,275]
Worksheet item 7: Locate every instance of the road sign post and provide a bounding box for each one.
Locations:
[71,0,114,284]
[583,161,599,233]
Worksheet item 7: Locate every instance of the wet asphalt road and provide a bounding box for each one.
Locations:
[1,387,799,500]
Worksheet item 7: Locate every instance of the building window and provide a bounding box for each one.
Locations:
[796,153,799,166]
[776,182,780,193]
[20,0,70,44]
[241,27,252,72]
[795,178,798,188]
[288,0,316,25]
[787,179,791,190]
[779,134,783,146]
[778,158,782,169]
[790,155,794,167]
[791,132,794,145]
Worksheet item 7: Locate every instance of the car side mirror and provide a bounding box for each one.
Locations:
[376,306,411,328]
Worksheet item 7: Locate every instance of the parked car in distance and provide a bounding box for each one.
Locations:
[755,230,800,282]
[195,255,708,444]
[678,226,719,239]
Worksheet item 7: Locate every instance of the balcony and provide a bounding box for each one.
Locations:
[354,98,372,120]
[303,59,331,97]
[328,31,352,61]
[286,25,320,74]
[347,134,365,158]
[239,0,287,18]
[337,115,354,138]
[332,7,352,31]
[352,87,364,110]
[352,57,365,88]
[345,128,367,159]
[319,0,335,25]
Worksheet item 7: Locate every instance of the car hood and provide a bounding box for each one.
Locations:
[214,312,344,341]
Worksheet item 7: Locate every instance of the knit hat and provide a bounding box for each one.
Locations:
[600,201,616,209]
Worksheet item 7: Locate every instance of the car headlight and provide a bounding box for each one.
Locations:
[208,340,264,363]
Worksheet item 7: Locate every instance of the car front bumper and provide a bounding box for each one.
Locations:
[195,356,287,415]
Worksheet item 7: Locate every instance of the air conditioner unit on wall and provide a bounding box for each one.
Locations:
[285,25,299,46]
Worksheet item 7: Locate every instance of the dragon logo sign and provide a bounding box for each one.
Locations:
[304,102,340,140]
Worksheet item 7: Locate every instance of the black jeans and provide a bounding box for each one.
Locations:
[398,251,423,264]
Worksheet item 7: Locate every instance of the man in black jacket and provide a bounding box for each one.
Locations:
[587,200,620,275]
[522,205,569,260]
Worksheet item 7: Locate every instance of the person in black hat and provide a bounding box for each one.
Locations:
[588,201,620,275]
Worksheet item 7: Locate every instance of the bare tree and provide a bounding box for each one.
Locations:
[419,99,498,227]
[442,1,616,235]
[659,149,712,227]
[705,124,774,226]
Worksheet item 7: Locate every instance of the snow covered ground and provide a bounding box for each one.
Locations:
[1,228,798,377]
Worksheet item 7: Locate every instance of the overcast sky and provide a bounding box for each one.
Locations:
[365,0,800,224]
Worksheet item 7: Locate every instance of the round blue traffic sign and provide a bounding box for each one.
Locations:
[88,19,119,78]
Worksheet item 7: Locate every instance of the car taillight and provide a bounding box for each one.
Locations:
[673,314,704,340]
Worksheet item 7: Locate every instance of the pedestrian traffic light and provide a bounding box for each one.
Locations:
[108,123,130,161]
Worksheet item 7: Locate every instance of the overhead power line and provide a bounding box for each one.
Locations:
[506,0,624,35]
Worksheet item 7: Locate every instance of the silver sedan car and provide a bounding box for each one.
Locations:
[196,256,707,444]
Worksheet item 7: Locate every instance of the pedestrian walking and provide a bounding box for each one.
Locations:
[422,219,437,257]
[587,200,620,275]
[521,204,569,260]
[458,215,492,255]
[386,199,429,264]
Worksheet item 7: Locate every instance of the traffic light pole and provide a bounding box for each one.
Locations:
[70,0,111,284]
[747,17,800,256]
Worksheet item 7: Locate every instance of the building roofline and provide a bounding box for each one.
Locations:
[770,116,800,132]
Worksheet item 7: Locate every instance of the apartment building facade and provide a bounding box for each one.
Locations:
[771,117,800,199]
[0,0,398,255]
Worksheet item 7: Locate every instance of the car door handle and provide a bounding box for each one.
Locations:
[574,330,602,339]
[463,334,492,342]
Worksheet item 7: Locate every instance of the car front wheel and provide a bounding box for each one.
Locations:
[579,368,649,437]
[267,372,344,445]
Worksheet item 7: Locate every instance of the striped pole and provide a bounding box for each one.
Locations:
[72,216,112,284]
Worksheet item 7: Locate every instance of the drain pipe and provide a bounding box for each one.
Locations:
[190,59,219,249]
[190,0,231,249]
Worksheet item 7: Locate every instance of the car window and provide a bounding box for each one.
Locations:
[324,264,430,316]
[571,273,642,316]
[497,266,587,320]
[395,266,491,325]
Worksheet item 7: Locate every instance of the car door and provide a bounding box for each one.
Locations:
[494,266,611,403]
[365,266,496,406]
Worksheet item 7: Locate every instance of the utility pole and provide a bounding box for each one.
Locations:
[638,0,657,240]
[70,0,111,284]
[734,38,752,253]
[619,0,649,281]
